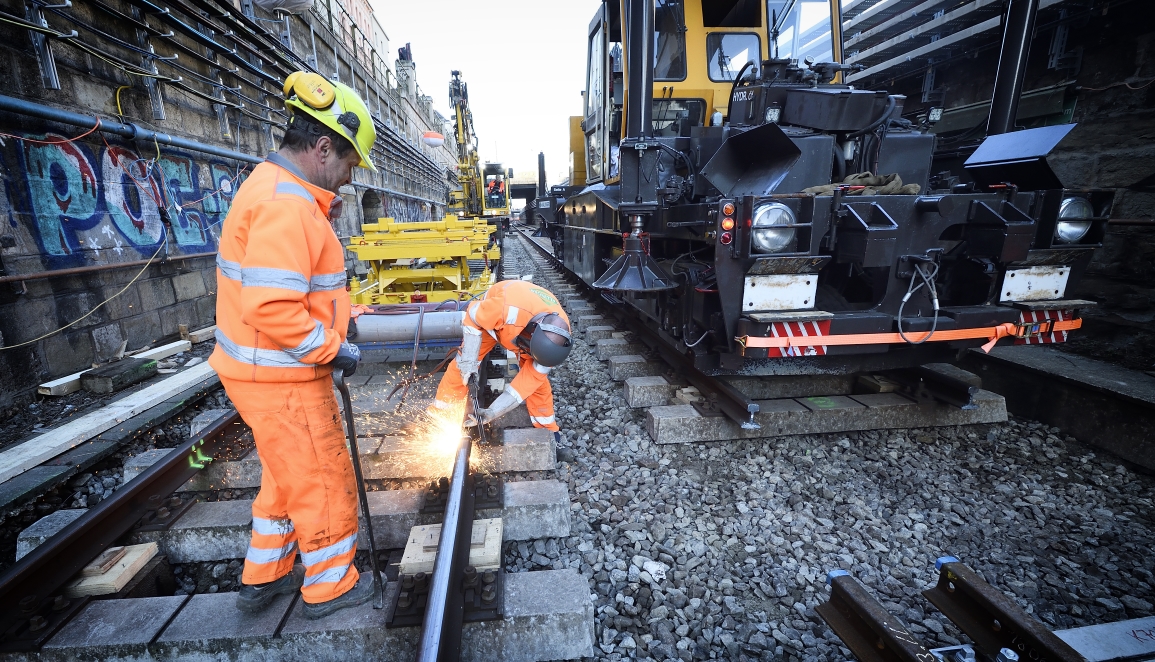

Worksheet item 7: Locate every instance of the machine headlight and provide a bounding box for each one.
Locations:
[751,202,796,253]
[1055,196,1094,243]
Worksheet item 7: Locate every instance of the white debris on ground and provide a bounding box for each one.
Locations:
[499,232,1155,661]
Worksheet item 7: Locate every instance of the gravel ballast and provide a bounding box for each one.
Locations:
[503,231,1155,661]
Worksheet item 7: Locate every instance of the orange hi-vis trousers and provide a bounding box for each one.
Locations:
[221,375,360,603]
[432,334,558,431]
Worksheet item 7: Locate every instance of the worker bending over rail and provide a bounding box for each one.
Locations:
[431,280,573,433]
[209,71,377,619]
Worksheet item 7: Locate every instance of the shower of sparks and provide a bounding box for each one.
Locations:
[344,365,490,478]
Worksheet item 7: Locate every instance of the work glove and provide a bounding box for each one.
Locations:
[471,388,520,426]
[329,341,361,377]
[457,327,483,385]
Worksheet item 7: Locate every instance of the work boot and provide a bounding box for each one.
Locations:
[235,564,304,612]
[302,574,376,620]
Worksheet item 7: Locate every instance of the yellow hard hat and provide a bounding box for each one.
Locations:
[283,71,378,172]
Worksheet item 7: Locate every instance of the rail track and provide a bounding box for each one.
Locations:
[511,222,1155,661]
[0,229,1151,661]
[0,273,593,660]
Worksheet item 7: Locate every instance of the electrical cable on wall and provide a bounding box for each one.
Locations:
[0,129,244,352]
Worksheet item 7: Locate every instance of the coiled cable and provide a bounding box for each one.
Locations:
[896,261,940,344]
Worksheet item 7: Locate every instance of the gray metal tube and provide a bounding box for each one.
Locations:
[537,151,547,197]
[0,94,262,164]
[353,311,464,343]
[623,0,655,139]
[986,0,1039,136]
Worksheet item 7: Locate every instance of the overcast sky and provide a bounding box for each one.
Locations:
[369,0,602,186]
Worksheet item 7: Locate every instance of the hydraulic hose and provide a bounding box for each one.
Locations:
[725,61,758,122]
[846,95,897,139]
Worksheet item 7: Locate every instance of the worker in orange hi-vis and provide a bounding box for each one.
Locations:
[208,71,378,620]
[430,280,573,435]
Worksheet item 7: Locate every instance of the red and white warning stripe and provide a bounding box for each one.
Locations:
[1015,309,1070,345]
[768,320,832,357]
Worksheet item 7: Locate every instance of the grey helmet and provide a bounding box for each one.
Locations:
[516,312,572,367]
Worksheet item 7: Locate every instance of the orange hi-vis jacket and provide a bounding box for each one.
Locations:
[433,280,570,430]
[209,153,350,382]
[466,280,569,387]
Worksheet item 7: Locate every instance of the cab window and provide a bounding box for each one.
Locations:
[586,25,605,117]
[706,32,761,82]
[654,0,687,81]
[767,0,834,63]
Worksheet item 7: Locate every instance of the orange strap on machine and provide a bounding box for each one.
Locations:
[737,318,1083,354]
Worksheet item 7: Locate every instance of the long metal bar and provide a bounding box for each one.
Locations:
[816,571,936,662]
[0,410,245,642]
[0,94,261,163]
[332,371,383,609]
[987,0,1039,135]
[415,422,474,661]
[923,557,1085,661]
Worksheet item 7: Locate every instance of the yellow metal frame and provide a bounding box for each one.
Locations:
[347,215,501,305]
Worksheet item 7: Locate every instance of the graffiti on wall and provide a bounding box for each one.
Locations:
[6,133,244,267]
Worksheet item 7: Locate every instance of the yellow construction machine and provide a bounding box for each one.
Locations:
[346,70,500,307]
[346,215,499,305]
[448,70,484,218]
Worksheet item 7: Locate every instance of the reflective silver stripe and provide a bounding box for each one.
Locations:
[284,321,326,360]
[530,414,556,425]
[215,329,310,368]
[246,541,297,565]
[486,329,498,340]
[505,384,524,404]
[217,254,242,282]
[462,325,482,337]
[310,272,346,292]
[532,361,551,375]
[505,305,520,325]
[241,266,309,292]
[300,533,358,568]
[275,181,315,204]
[252,517,294,537]
[303,562,350,587]
[468,302,480,324]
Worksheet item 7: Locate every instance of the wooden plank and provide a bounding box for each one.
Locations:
[399,518,502,575]
[64,542,158,597]
[134,340,192,361]
[181,325,216,344]
[81,546,127,576]
[80,358,158,395]
[37,341,192,397]
[0,363,216,484]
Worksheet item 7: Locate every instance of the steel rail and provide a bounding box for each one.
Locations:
[514,227,761,429]
[415,425,475,661]
[0,410,245,645]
